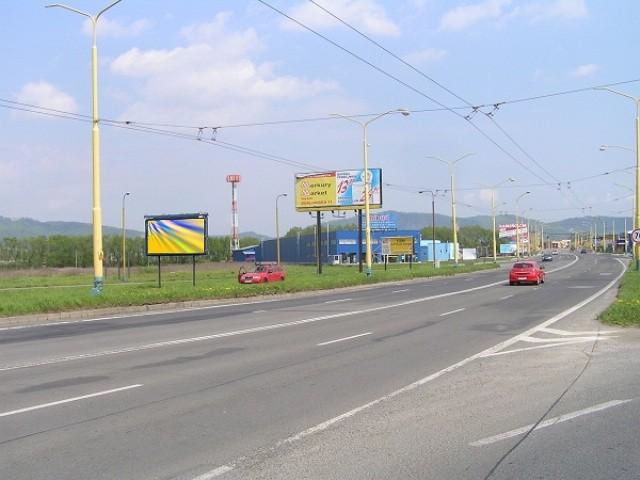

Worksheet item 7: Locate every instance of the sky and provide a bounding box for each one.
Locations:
[0,0,638,237]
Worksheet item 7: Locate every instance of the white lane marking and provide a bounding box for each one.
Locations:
[0,255,582,372]
[499,294,514,301]
[392,289,409,293]
[539,327,618,336]
[600,272,613,276]
[0,384,142,418]
[317,332,372,346]
[520,335,603,344]
[252,310,267,314]
[470,399,633,447]
[439,308,466,317]
[192,465,235,480]
[323,298,352,304]
[568,286,596,289]
[190,255,612,480]
[0,255,581,333]
[482,339,608,357]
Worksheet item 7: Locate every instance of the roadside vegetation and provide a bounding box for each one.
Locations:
[600,268,640,327]
[0,261,498,317]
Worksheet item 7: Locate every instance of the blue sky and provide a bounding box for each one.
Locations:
[1,0,638,236]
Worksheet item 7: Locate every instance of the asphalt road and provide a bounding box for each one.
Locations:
[1,254,638,480]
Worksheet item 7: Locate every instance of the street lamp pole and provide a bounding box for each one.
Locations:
[47,0,123,294]
[275,193,287,265]
[515,192,531,258]
[486,177,515,262]
[596,87,640,269]
[427,153,474,264]
[121,192,130,280]
[419,190,439,268]
[332,109,410,275]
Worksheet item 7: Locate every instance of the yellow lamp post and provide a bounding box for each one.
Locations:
[331,109,410,275]
[484,177,515,261]
[47,0,123,294]
[515,192,531,258]
[596,87,640,270]
[427,154,474,263]
[275,193,287,264]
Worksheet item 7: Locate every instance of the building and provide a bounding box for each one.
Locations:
[254,230,422,264]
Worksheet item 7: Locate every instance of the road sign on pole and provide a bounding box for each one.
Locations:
[631,229,640,244]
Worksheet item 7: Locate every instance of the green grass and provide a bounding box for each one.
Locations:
[0,261,498,318]
[600,268,640,327]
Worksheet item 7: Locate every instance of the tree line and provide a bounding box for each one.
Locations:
[0,235,260,269]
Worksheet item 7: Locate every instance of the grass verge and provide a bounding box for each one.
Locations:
[0,261,498,318]
[600,267,640,327]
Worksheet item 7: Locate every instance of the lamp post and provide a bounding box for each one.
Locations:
[427,153,474,264]
[332,108,410,275]
[596,87,640,270]
[484,178,515,261]
[121,192,130,280]
[602,145,637,252]
[275,193,287,265]
[615,183,633,254]
[47,0,123,294]
[515,192,531,258]
[418,190,440,268]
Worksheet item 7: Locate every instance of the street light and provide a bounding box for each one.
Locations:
[275,193,287,265]
[600,144,634,152]
[595,87,640,270]
[121,192,130,280]
[47,0,123,294]
[418,190,441,268]
[614,183,634,254]
[426,153,475,264]
[515,191,531,258]
[332,108,410,275]
[482,177,515,261]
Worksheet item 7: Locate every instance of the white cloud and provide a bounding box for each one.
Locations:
[571,63,598,78]
[284,0,400,36]
[439,0,587,31]
[440,0,511,31]
[82,17,150,38]
[109,12,339,124]
[15,81,78,113]
[403,48,448,65]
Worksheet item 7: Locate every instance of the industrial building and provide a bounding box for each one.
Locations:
[234,230,462,264]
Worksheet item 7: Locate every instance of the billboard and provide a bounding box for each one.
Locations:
[370,212,397,231]
[295,169,382,212]
[498,223,529,244]
[145,213,208,256]
[381,236,414,256]
[500,243,517,255]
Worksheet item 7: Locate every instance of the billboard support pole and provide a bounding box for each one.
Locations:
[384,254,387,271]
[157,256,161,288]
[192,255,196,286]
[316,211,322,274]
[358,209,363,273]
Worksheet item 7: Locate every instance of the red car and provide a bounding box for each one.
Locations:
[509,261,545,286]
[238,263,286,284]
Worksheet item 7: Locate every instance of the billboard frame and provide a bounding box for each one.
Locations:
[144,212,209,257]
[294,169,383,212]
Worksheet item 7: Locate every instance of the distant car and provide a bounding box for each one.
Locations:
[238,263,285,284]
[541,254,553,262]
[580,248,588,254]
[551,250,559,255]
[509,261,545,286]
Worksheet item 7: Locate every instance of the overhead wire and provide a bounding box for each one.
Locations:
[304,0,589,209]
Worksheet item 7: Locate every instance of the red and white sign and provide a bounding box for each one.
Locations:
[632,229,640,244]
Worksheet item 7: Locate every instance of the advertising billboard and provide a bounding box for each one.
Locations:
[500,243,517,255]
[381,236,414,256]
[295,169,382,212]
[145,213,208,256]
[498,223,529,244]
[369,212,397,231]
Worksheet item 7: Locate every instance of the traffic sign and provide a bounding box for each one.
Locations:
[632,229,640,244]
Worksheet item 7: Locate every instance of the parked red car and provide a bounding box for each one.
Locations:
[238,263,286,284]
[509,261,545,286]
